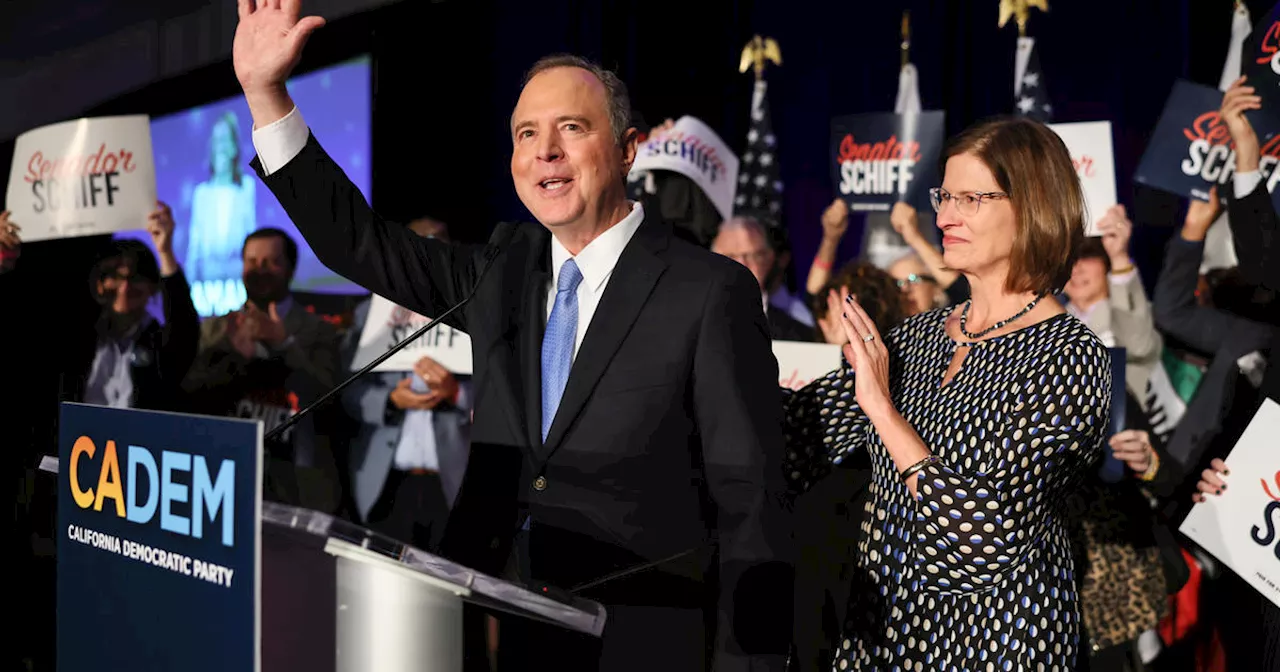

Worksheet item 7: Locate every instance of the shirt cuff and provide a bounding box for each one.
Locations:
[252,106,309,176]
[1108,268,1137,285]
[1234,170,1263,200]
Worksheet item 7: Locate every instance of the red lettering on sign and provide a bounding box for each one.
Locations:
[1263,471,1280,502]
[1257,21,1280,64]
[836,134,922,165]
[23,143,142,183]
[1074,155,1096,178]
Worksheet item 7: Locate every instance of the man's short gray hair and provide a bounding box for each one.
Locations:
[519,54,633,147]
[717,216,773,249]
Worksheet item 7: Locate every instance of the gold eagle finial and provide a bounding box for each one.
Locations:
[999,0,1049,37]
[739,35,782,81]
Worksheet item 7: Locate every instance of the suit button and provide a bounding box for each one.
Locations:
[533,476,547,491]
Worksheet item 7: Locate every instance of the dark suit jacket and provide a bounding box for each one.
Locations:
[251,135,793,671]
[1227,181,1280,400]
[1228,180,1280,295]
[1226,179,1280,672]
[767,307,814,342]
[1151,237,1274,474]
[181,299,343,514]
[64,270,200,412]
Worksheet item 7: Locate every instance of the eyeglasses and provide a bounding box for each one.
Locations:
[99,269,155,287]
[722,250,773,266]
[929,187,1009,216]
[895,273,937,290]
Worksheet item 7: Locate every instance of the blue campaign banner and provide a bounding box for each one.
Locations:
[1244,2,1280,113]
[1133,78,1280,214]
[57,403,262,672]
[830,110,945,214]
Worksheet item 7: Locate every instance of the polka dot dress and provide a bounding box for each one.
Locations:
[783,308,1111,671]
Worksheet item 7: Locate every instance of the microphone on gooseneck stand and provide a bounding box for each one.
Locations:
[265,223,517,443]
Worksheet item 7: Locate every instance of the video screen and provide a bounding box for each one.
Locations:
[116,55,371,318]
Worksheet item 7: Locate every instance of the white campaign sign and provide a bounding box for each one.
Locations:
[1180,399,1280,609]
[5,115,157,242]
[774,340,843,391]
[629,116,740,221]
[1047,121,1117,237]
[351,294,473,374]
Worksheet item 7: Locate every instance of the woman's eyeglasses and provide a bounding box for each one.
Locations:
[896,273,937,290]
[928,187,1009,216]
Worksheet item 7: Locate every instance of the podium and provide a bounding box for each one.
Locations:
[259,500,606,672]
[41,451,605,672]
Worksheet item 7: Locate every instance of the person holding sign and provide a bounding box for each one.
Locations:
[783,118,1111,671]
[0,210,19,274]
[231,2,793,670]
[42,201,201,413]
[74,202,200,408]
[1186,74,1280,672]
[339,217,473,553]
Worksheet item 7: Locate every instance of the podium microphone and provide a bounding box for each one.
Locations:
[265,223,516,442]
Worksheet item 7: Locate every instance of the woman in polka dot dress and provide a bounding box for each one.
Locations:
[784,118,1112,671]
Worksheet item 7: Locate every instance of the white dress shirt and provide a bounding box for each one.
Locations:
[546,204,645,359]
[1235,170,1263,198]
[252,105,647,365]
[252,107,312,175]
[84,315,154,408]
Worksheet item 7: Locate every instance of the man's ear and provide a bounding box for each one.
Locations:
[620,127,639,173]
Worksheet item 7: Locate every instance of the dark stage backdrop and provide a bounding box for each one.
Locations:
[0,0,1256,517]
[1,0,1260,468]
[1,0,1261,668]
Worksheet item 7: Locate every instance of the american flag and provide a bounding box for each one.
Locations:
[734,79,783,219]
[1014,36,1052,121]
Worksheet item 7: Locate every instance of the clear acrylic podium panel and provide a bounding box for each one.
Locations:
[260,500,606,636]
[39,457,606,672]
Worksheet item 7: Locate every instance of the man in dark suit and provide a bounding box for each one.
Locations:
[710,216,814,342]
[62,202,201,412]
[232,2,793,670]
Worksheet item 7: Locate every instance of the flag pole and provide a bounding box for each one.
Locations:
[901,11,911,70]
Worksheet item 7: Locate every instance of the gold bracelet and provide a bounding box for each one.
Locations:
[900,455,940,483]
[1138,448,1160,482]
[1109,264,1135,275]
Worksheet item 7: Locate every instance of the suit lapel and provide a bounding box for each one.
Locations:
[522,270,550,455]
[519,230,552,456]
[539,218,669,458]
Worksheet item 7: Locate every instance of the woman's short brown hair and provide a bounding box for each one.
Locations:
[810,261,909,338]
[941,117,1086,295]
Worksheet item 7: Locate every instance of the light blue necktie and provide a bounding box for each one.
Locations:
[541,259,582,443]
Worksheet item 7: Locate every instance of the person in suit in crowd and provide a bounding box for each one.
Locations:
[762,220,816,328]
[1189,75,1280,672]
[340,216,473,552]
[182,227,342,513]
[1063,229,1167,420]
[711,215,814,342]
[59,202,200,411]
[231,2,793,670]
